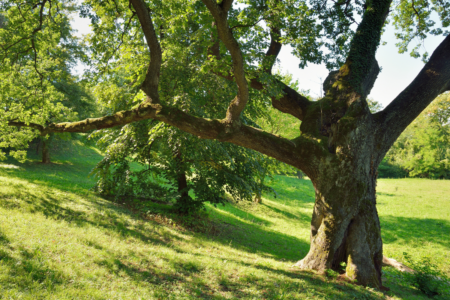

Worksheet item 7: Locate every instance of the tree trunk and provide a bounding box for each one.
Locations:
[295,173,382,287]
[173,151,197,213]
[42,140,50,164]
[36,139,40,155]
[294,104,384,287]
[253,191,262,204]
[176,162,189,200]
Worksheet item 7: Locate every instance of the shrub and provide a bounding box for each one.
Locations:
[377,158,408,178]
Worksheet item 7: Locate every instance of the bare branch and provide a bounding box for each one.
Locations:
[207,22,221,59]
[129,0,162,103]
[375,34,450,155]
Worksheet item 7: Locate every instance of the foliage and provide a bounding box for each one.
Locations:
[0,2,94,161]
[377,157,408,178]
[83,36,282,212]
[91,119,277,213]
[402,253,450,297]
[385,93,450,179]
[367,98,384,114]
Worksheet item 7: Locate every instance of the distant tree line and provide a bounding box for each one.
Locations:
[377,93,450,179]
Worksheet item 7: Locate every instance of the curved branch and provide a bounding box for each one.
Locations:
[209,69,310,120]
[129,0,162,103]
[374,34,450,155]
[201,0,248,123]
[249,78,310,120]
[8,102,320,171]
[262,26,282,74]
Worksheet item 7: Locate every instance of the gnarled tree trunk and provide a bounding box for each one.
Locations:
[292,96,384,286]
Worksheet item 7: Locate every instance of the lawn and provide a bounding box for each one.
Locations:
[0,141,449,299]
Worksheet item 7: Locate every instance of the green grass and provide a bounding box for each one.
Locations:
[0,141,449,299]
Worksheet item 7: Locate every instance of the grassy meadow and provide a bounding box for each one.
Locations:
[0,141,449,299]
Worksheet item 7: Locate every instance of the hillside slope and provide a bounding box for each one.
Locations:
[1,141,449,299]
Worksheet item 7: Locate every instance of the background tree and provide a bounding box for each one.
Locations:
[0,1,93,163]
[1,0,450,288]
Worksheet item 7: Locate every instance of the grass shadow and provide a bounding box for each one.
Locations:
[0,142,103,195]
[0,179,185,251]
[0,228,69,294]
[261,202,307,220]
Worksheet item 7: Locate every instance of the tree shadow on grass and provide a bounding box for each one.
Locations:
[0,147,103,194]
[380,215,450,249]
[210,205,310,262]
[265,176,316,207]
[89,235,383,300]
[0,228,69,294]
[0,183,389,299]
[261,202,309,221]
[0,179,185,251]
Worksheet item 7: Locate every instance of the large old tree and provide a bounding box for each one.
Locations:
[1,0,450,288]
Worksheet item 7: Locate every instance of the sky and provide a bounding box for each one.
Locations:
[72,12,446,108]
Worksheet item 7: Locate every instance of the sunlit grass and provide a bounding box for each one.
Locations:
[0,141,448,299]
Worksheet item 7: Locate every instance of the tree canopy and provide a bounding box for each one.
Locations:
[1,0,450,289]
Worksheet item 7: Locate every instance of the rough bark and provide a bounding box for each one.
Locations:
[293,103,383,287]
[374,33,450,158]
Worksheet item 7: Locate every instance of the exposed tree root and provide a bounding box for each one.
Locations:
[382,256,414,273]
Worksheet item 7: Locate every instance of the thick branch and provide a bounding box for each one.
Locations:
[328,0,391,101]
[210,70,310,120]
[375,34,450,155]
[219,0,233,13]
[201,0,248,122]
[250,78,310,120]
[9,102,320,171]
[129,0,162,103]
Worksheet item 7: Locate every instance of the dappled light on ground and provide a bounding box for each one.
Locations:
[0,145,449,299]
